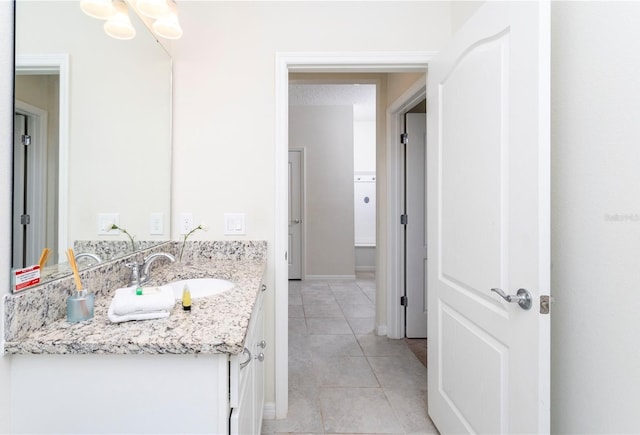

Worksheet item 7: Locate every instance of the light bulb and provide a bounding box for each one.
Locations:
[104,0,136,40]
[80,0,116,19]
[136,0,169,19]
[152,16,183,39]
[152,0,182,39]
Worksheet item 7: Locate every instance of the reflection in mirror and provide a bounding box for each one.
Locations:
[13,0,172,290]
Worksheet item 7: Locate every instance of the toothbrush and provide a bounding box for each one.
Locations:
[38,248,51,269]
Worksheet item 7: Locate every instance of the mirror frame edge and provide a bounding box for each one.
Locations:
[11,3,174,292]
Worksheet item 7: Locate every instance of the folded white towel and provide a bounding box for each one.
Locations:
[108,306,170,324]
[107,285,175,323]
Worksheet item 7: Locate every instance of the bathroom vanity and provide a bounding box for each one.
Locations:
[3,241,268,434]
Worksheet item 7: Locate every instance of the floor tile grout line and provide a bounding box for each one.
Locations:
[284,277,425,435]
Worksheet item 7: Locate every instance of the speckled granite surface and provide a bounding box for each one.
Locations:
[4,241,267,356]
[28,241,167,289]
[74,239,166,262]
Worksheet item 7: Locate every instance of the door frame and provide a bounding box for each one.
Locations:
[14,101,47,267]
[275,52,434,418]
[386,78,427,339]
[15,54,69,264]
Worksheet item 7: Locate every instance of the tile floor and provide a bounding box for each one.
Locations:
[261,274,439,434]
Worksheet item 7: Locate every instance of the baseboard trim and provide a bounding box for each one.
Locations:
[263,402,276,420]
[305,275,356,280]
[375,324,388,336]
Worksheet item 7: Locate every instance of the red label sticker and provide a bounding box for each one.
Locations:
[14,265,41,292]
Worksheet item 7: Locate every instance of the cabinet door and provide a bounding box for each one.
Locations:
[230,342,255,434]
[230,363,253,435]
[230,290,264,435]
[252,296,265,432]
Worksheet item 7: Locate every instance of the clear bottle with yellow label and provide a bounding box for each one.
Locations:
[182,285,192,311]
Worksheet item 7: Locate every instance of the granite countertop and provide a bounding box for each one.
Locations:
[4,259,266,356]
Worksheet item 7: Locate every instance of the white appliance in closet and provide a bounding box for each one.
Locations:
[354,173,376,246]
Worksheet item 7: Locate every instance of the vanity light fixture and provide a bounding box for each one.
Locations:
[80,0,182,40]
[104,0,137,40]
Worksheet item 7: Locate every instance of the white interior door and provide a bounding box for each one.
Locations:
[427,2,550,434]
[288,149,303,279]
[405,113,427,338]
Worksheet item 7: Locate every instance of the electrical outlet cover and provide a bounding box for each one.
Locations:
[98,213,120,235]
[180,213,194,235]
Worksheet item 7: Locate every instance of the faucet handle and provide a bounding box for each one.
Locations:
[125,261,142,286]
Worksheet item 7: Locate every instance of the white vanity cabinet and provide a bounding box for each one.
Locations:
[230,284,266,435]
[9,287,267,435]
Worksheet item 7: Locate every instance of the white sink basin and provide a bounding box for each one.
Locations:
[166,278,234,300]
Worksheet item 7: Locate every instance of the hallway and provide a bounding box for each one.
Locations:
[262,274,437,434]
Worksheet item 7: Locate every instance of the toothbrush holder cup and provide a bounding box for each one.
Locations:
[67,289,95,323]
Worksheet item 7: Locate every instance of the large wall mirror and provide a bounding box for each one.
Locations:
[13,1,172,288]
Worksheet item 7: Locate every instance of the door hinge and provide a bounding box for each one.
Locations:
[400,214,408,225]
[22,134,31,146]
[540,295,550,314]
[400,133,408,145]
[400,295,408,306]
[20,214,30,225]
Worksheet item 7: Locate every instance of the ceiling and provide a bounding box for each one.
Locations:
[289,84,376,122]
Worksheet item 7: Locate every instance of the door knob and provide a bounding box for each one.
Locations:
[292,218,301,224]
[490,288,532,310]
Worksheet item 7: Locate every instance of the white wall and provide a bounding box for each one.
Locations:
[354,122,375,173]
[0,2,13,432]
[551,2,640,432]
[171,2,451,407]
[386,73,426,104]
[450,1,484,33]
[290,105,355,277]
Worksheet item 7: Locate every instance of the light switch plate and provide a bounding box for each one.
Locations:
[98,213,119,235]
[224,213,245,235]
[150,212,164,235]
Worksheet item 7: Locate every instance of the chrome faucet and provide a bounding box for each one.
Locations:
[75,252,102,265]
[126,252,175,287]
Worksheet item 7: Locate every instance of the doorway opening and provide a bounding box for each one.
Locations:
[401,102,427,341]
[386,80,427,341]
[288,80,377,283]
[275,52,433,419]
